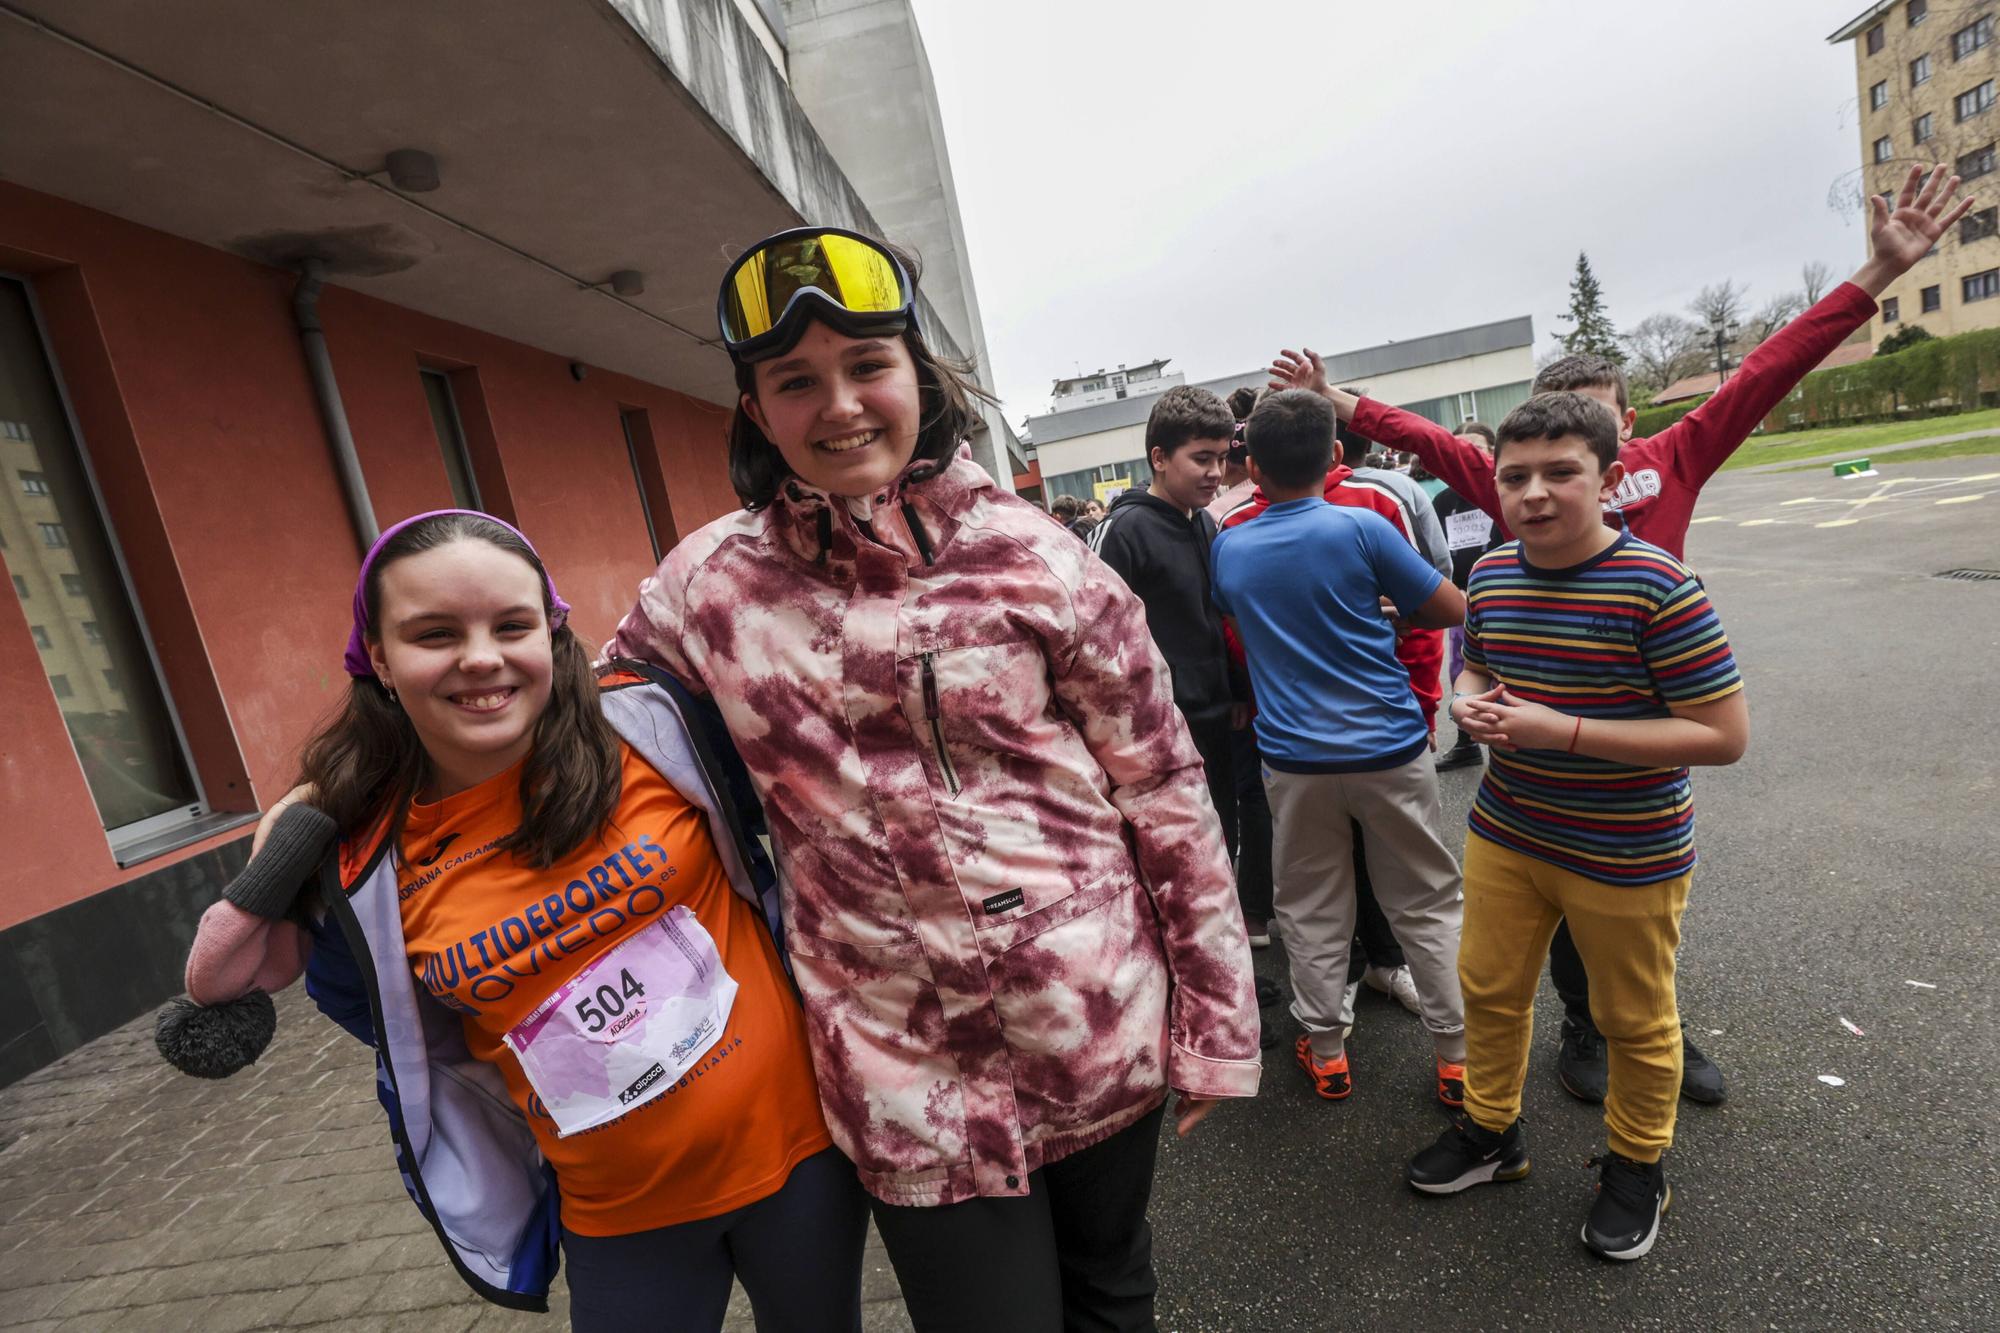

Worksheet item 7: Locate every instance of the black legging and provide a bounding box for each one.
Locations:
[1550,919,1592,1027]
[563,1146,868,1333]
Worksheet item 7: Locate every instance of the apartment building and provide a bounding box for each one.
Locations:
[1832,1,2000,338]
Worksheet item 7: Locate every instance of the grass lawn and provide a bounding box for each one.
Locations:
[1717,406,2000,471]
[1775,436,2000,472]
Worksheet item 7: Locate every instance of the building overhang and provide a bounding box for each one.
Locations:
[0,0,927,408]
[1827,2,1896,44]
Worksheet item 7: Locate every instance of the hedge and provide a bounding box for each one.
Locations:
[1757,323,2000,432]
[1633,398,1705,437]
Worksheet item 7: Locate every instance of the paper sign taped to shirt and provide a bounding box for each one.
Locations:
[1445,508,1494,551]
[505,906,737,1137]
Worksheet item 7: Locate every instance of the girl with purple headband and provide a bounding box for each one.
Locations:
[186,509,866,1330]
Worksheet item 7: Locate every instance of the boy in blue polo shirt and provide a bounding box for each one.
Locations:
[1212,390,1467,1105]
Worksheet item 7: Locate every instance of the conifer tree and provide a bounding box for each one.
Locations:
[1555,251,1624,362]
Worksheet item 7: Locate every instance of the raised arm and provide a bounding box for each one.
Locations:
[1269,348,1505,525]
[1660,164,1976,488]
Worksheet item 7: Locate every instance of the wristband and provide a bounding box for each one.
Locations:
[1567,715,1583,754]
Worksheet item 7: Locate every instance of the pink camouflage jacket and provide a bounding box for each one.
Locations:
[607,449,1261,1206]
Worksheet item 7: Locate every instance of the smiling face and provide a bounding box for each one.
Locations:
[741,321,924,499]
[366,539,554,797]
[1494,434,1626,566]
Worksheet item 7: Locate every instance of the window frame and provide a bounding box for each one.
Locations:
[1868,23,1886,54]
[1,269,217,857]
[1956,79,1996,121]
[1962,266,2000,301]
[1875,135,1896,162]
[1962,205,2000,241]
[1922,283,1943,311]
[1912,52,1932,86]
[1872,79,1890,108]
[1881,296,1901,323]
[1915,111,1935,142]
[1954,14,1993,59]
[1910,0,1928,26]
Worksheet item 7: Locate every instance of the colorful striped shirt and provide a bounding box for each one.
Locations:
[1462,532,1743,886]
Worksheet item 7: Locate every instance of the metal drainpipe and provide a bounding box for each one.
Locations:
[291,259,378,549]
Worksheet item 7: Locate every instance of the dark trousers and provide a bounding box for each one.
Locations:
[1229,726,1276,924]
[871,1105,1166,1333]
[562,1146,868,1333]
[1549,918,1592,1027]
[1184,712,1238,861]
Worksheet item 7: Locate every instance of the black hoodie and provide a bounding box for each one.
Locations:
[1088,489,1246,724]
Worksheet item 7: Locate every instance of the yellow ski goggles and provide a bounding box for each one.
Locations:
[717,227,916,361]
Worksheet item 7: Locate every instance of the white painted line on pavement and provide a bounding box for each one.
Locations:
[1936,494,1987,504]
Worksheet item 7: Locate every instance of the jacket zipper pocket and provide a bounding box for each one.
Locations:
[920,653,961,796]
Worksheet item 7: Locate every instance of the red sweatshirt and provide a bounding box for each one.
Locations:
[1350,283,1878,560]
[1219,465,1446,728]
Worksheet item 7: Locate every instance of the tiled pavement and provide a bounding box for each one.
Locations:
[0,989,910,1331]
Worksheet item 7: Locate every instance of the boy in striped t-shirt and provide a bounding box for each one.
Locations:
[1404,393,1749,1264]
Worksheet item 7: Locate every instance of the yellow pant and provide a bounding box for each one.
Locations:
[1458,833,1691,1163]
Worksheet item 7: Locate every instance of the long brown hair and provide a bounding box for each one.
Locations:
[297,513,621,869]
[726,241,996,511]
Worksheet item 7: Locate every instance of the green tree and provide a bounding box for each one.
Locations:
[1555,252,1624,362]
[1875,324,1935,356]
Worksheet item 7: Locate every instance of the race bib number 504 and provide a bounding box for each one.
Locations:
[504,906,738,1137]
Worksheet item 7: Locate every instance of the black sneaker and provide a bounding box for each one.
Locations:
[1556,1018,1608,1104]
[1581,1152,1670,1261]
[1406,1114,1531,1194]
[1259,1013,1281,1050]
[1435,737,1483,771]
[1255,976,1283,1009]
[1680,1028,1727,1105]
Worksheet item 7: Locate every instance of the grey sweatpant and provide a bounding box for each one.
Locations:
[1264,752,1466,1062]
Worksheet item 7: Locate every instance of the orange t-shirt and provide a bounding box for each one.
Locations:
[397,742,830,1235]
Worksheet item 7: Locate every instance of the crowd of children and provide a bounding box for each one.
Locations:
[176,163,1970,1328]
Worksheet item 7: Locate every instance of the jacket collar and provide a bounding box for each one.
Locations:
[770,443,991,568]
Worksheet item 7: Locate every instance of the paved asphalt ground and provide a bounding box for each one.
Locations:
[0,459,1992,1331]
[1150,457,2000,1330]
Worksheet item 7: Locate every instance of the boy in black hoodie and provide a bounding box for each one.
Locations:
[1091,386,1249,863]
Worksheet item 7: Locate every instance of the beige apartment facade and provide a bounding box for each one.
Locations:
[1832,1,2000,340]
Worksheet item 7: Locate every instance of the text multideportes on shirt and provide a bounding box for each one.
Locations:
[415,834,679,1012]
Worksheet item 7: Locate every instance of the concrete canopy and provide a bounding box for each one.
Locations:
[0,0,912,407]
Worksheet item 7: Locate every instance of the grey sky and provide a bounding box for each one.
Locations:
[908,0,1888,424]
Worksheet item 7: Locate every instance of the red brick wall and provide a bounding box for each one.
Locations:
[0,184,734,929]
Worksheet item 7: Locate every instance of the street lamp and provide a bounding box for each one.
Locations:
[1708,316,1739,387]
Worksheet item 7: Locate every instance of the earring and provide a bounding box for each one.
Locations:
[380,678,398,703]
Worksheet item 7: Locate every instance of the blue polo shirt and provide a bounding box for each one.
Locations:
[1211,497,1443,773]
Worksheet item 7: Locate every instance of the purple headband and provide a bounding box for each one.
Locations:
[343,509,572,680]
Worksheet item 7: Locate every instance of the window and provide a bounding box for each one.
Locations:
[419,369,482,510]
[1955,15,1993,59]
[0,275,202,838]
[0,419,26,440]
[1876,135,1895,162]
[1913,53,1932,86]
[1882,297,1901,323]
[20,469,48,496]
[1963,267,2000,300]
[1868,23,1886,54]
[1872,80,1889,108]
[619,409,674,564]
[30,624,51,648]
[1964,206,2000,241]
[1923,284,1942,311]
[11,574,26,598]
[1910,0,1928,25]
[1915,112,1935,142]
[1957,80,1995,121]
[1958,143,1996,179]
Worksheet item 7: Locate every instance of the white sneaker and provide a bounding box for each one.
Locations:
[1338,977,1361,1039]
[1365,964,1423,1015]
[1245,918,1271,949]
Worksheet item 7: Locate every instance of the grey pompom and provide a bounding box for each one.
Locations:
[155,992,277,1079]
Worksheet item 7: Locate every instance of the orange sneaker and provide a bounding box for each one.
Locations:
[1437,1058,1466,1108]
[1295,1034,1352,1100]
